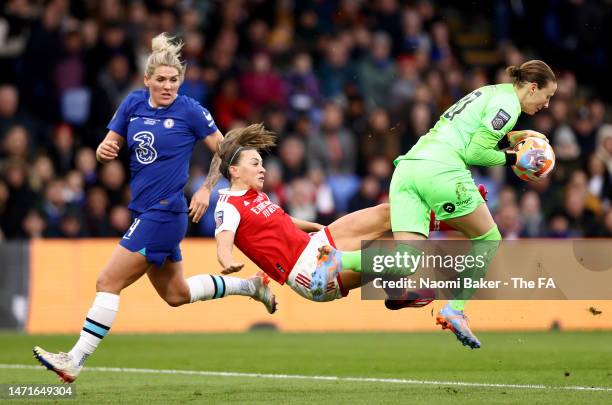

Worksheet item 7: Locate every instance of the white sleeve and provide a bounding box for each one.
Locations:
[214,201,241,236]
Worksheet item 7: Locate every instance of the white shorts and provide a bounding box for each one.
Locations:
[285,227,348,302]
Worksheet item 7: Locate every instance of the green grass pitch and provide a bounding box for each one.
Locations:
[1,331,612,404]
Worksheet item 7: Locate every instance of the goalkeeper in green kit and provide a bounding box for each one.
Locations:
[389,60,557,348]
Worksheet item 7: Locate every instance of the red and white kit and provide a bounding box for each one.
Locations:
[214,188,347,301]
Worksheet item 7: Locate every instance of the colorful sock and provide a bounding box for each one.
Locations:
[341,250,361,272]
[187,274,255,303]
[68,292,119,367]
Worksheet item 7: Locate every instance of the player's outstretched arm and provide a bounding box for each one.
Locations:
[216,230,244,274]
[290,217,324,233]
[96,131,125,164]
[190,131,224,223]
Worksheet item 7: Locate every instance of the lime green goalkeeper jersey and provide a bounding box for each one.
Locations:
[395,83,522,167]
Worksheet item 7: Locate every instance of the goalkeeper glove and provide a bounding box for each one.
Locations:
[507,129,549,147]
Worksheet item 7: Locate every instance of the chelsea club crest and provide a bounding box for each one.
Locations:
[163,118,174,128]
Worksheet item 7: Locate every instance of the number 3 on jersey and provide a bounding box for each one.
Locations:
[444,90,482,120]
[133,131,158,164]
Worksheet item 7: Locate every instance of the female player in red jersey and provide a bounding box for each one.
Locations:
[214,123,486,302]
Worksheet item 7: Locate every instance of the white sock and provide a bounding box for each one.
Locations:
[186,275,255,303]
[68,292,119,367]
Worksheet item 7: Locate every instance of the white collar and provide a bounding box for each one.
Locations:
[148,97,167,109]
[218,188,249,196]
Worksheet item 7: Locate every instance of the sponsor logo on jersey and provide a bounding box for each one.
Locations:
[453,182,473,208]
[491,109,511,130]
[163,118,174,128]
[455,182,468,201]
[244,201,250,206]
[133,131,157,164]
[443,202,456,213]
[130,116,139,122]
[143,118,158,126]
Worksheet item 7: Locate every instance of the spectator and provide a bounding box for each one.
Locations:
[357,31,395,110]
[284,51,322,120]
[83,186,113,237]
[316,36,355,99]
[74,147,98,186]
[108,205,131,236]
[285,177,317,223]
[348,175,381,213]
[390,55,420,109]
[307,102,356,175]
[308,168,335,223]
[48,124,76,176]
[214,77,252,132]
[1,124,30,161]
[21,209,46,239]
[41,178,70,235]
[563,187,598,237]
[357,108,400,175]
[98,160,126,207]
[239,52,285,112]
[2,158,36,238]
[179,63,207,105]
[519,191,544,238]
[278,136,307,183]
[30,155,55,194]
[495,203,522,239]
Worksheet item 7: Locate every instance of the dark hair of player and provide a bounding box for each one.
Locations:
[218,123,276,179]
[506,60,556,89]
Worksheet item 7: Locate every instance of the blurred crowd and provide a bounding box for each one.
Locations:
[0,0,610,240]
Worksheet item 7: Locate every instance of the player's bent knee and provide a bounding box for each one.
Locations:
[96,274,120,294]
[163,293,190,307]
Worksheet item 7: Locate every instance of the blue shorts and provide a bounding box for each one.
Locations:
[119,210,188,267]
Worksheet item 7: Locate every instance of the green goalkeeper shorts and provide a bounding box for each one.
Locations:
[389,159,485,237]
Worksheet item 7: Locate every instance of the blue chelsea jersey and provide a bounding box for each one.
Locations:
[107,89,218,213]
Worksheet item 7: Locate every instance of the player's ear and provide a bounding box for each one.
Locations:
[228,165,239,179]
[529,82,537,95]
[143,75,150,88]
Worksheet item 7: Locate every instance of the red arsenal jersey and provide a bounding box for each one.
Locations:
[214,188,310,284]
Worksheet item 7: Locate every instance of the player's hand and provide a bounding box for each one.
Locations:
[221,263,244,274]
[508,130,549,147]
[96,140,120,163]
[189,187,211,223]
[516,148,546,172]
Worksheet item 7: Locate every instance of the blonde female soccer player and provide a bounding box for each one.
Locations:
[33,33,275,383]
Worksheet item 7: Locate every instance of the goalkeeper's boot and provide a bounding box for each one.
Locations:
[311,245,342,301]
[436,304,481,349]
[33,346,82,383]
[250,271,277,314]
[385,289,435,310]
